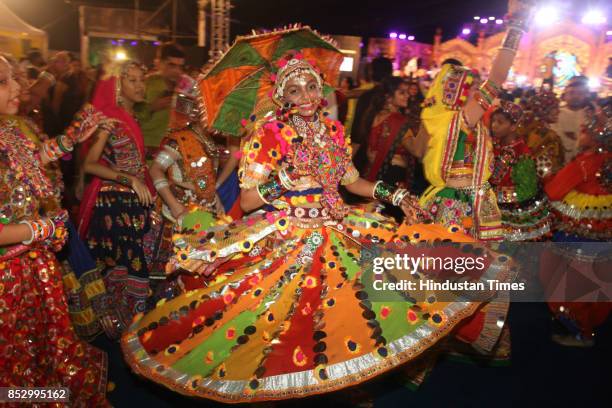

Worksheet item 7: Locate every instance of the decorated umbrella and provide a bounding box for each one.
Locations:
[199,25,344,137]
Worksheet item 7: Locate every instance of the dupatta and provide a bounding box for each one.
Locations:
[77,76,154,238]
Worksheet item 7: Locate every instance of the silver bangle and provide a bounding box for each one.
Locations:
[153,178,170,191]
[19,220,35,245]
[154,151,175,171]
[372,181,382,199]
[392,189,410,207]
[278,168,295,190]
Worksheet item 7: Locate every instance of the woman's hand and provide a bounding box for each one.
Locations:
[65,104,112,145]
[214,194,226,216]
[129,176,154,206]
[170,202,187,220]
[400,194,429,224]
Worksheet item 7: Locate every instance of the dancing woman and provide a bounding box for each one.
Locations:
[78,61,155,338]
[121,27,515,402]
[521,90,564,178]
[415,1,532,241]
[489,101,551,241]
[148,75,225,292]
[0,55,109,405]
[541,106,611,347]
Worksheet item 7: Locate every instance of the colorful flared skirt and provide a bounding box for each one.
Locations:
[498,193,552,241]
[122,207,513,403]
[0,245,109,406]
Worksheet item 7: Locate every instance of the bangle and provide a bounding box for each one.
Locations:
[500,27,523,52]
[56,134,74,154]
[473,92,492,111]
[154,151,175,171]
[373,181,394,204]
[153,178,170,191]
[39,70,56,87]
[257,174,287,203]
[278,167,296,189]
[392,189,410,206]
[19,220,36,245]
[116,174,132,187]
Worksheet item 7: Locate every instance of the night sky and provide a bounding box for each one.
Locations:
[3,0,608,51]
[5,0,509,50]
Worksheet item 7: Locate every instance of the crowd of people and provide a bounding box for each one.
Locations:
[0,0,610,404]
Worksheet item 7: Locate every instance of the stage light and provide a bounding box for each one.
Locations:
[516,75,527,85]
[389,32,398,39]
[496,19,503,25]
[111,40,118,45]
[607,30,612,37]
[480,18,488,24]
[474,16,480,20]
[489,16,495,20]
[399,34,407,40]
[408,35,415,41]
[130,41,138,46]
[535,6,559,26]
[114,50,127,61]
[153,41,161,46]
[587,77,601,90]
[581,10,606,25]
[462,28,471,35]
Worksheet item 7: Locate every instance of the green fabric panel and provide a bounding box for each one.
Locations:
[171,310,258,376]
[208,42,266,77]
[329,232,360,280]
[181,210,215,233]
[371,301,423,342]
[171,290,272,376]
[452,131,467,161]
[271,30,338,61]
[212,70,263,136]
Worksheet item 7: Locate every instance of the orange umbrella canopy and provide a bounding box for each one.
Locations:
[199,26,343,137]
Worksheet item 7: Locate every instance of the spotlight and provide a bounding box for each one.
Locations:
[535,6,559,26]
[408,35,415,41]
[587,77,601,90]
[480,18,488,24]
[389,32,398,39]
[581,10,606,25]
[496,19,503,25]
[462,28,471,35]
[130,41,138,46]
[474,16,480,20]
[114,50,127,61]
[516,75,527,85]
[399,34,407,40]
[489,16,495,20]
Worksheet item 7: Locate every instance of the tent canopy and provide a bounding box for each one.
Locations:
[0,2,48,58]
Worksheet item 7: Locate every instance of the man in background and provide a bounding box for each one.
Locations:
[136,43,186,159]
[553,76,590,164]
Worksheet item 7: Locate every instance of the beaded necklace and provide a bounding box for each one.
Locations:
[287,112,351,219]
[0,119,55,201]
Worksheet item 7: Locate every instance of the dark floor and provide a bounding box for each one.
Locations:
[94,302,611,408]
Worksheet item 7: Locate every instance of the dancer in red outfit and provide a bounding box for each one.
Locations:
[0,55,109,406]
